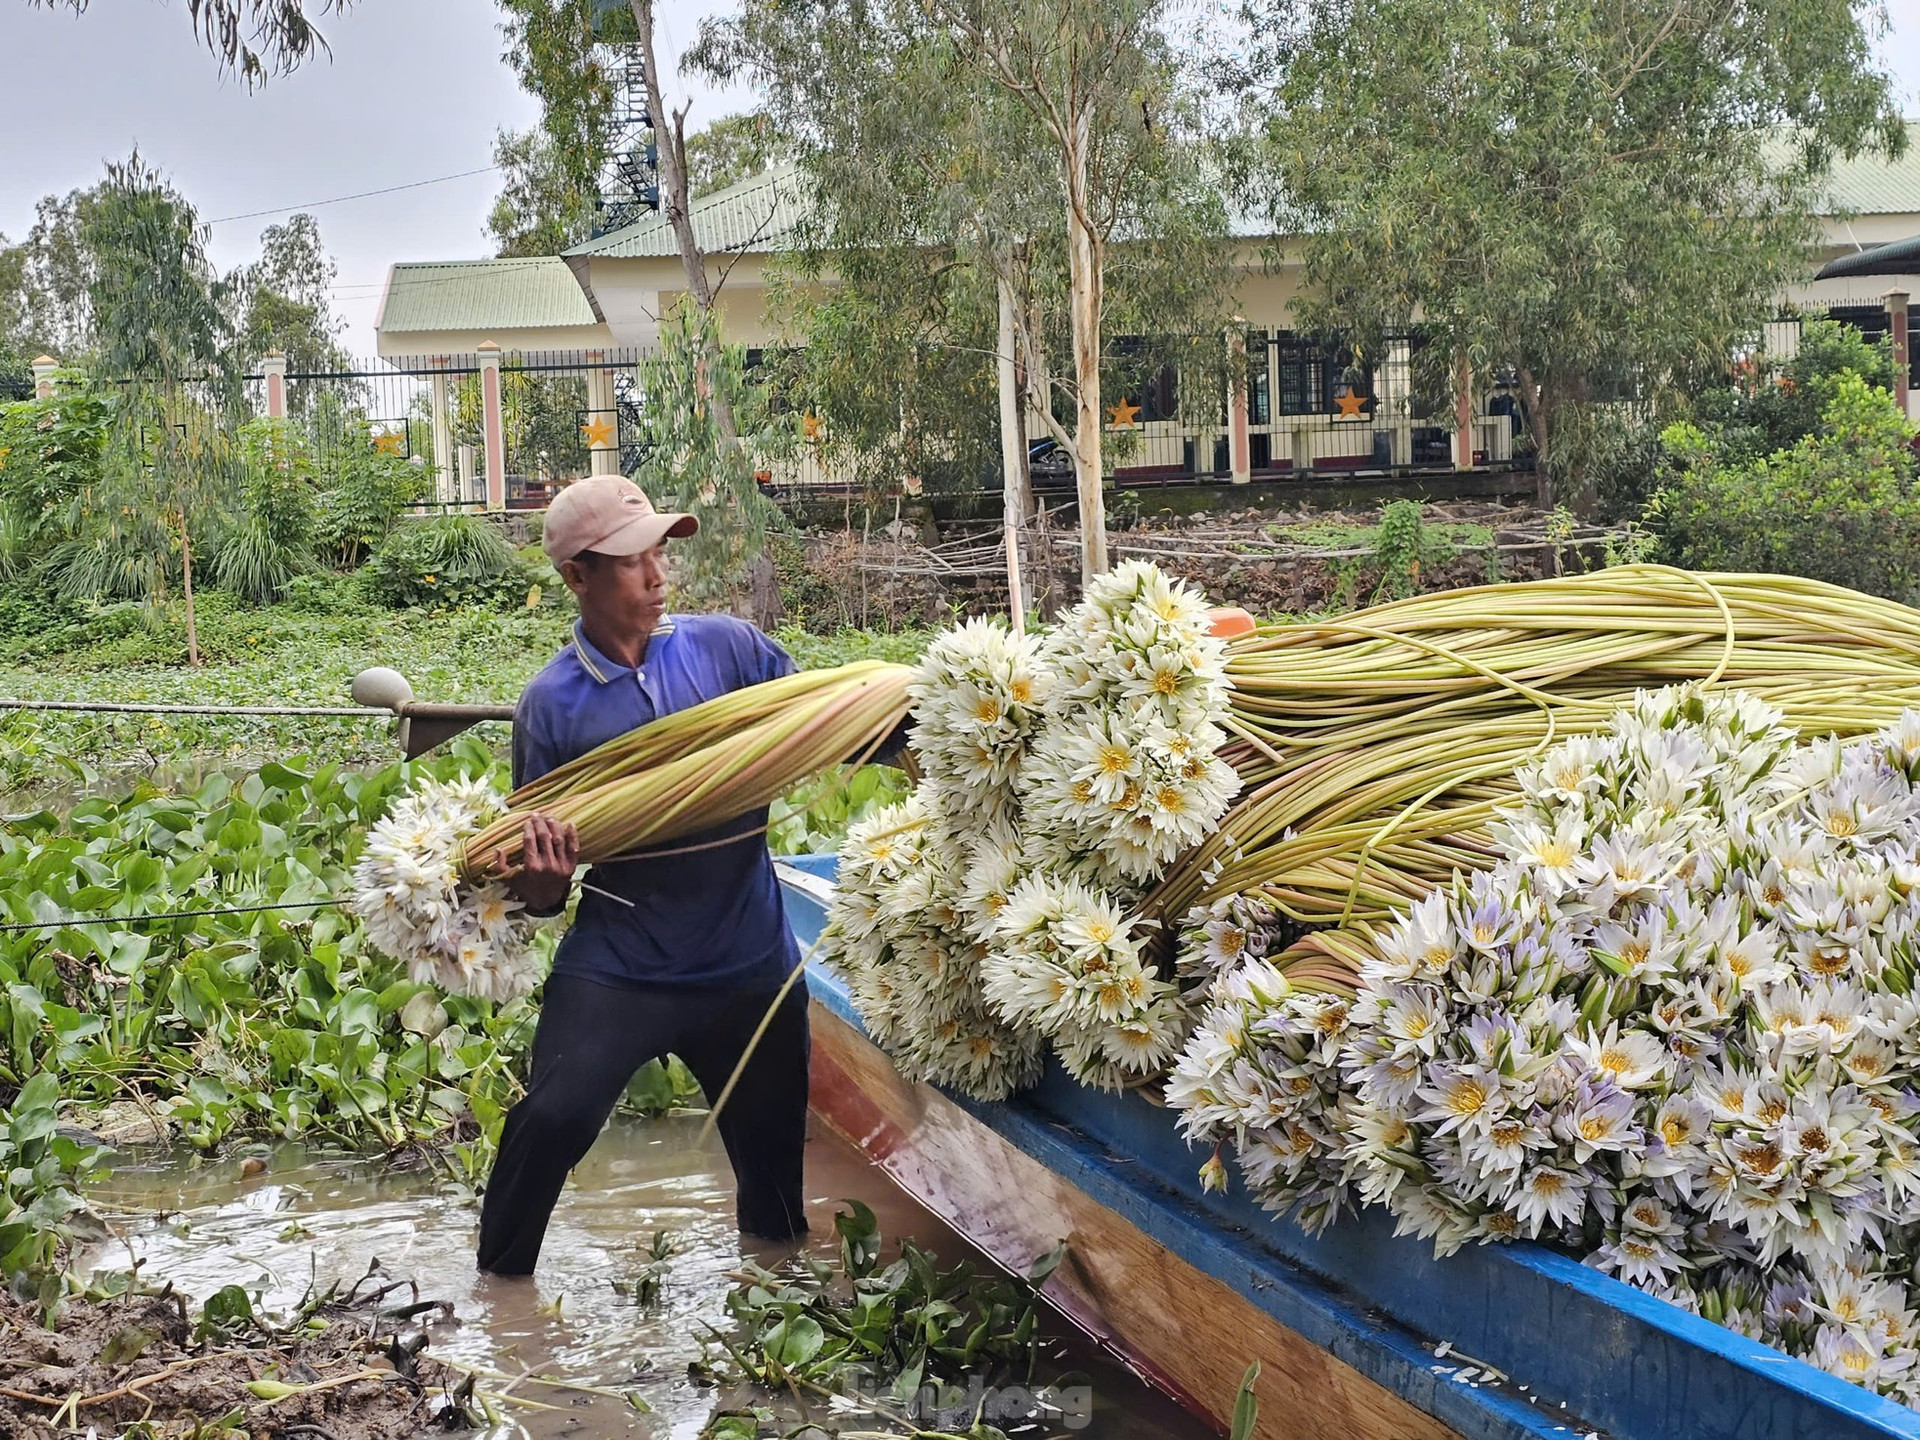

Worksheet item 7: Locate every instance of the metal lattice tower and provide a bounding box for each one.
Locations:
[593,41,661,237]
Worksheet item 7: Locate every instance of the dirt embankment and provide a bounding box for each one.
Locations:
[0,1278,470,1440]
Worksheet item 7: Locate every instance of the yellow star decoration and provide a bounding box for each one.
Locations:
[1334,389,1368,420]
[580,415,618,449]
[372,432,404,455]
[801,410,823,441]
[1107,397,1142,427]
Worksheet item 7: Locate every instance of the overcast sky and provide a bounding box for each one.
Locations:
[2,0,1918,360]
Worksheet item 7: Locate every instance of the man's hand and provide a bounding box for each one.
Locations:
[509,813,579,914]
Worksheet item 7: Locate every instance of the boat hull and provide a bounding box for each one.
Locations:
[779,857,1920,1440]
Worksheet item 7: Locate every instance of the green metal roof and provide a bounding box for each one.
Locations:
[1815,122,1920,215]
[375,257,602,334]
[564,166,808,259]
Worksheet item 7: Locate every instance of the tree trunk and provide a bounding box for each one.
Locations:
[631,0,777,628]
[1064,120,1108,580]
[996,272,1031,634]
[1518,365,1554,508]
[178,507,200,668]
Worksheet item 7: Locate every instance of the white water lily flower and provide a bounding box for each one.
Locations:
[1168,693,1920,1406]
[349,773,546,1001]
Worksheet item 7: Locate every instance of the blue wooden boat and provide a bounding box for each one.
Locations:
[776,855,1920,1440]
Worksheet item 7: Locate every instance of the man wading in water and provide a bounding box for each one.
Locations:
[476,475,810,1274]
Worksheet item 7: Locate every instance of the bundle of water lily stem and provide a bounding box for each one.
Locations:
[349,659,913,1000]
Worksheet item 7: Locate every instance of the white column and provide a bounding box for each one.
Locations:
[1227,328,1251,485]
[477,341,507,511]
[584,354,620,477]
[31,356,59,401]
[429,366,454,503]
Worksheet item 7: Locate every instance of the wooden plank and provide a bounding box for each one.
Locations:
[809,1003,1463,1440]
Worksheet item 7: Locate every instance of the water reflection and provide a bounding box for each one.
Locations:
[81,1116,1210,1440]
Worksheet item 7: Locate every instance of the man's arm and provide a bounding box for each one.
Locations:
[507,692,578,915]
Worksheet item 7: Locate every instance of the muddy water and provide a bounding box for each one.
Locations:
[81,1116,1215,1440]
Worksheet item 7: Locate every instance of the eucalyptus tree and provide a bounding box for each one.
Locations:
[82,152,238,664]
[33,0,352,81]
[497,0,787,621]
[1234,0,1906,507]
[700,0,1234,588]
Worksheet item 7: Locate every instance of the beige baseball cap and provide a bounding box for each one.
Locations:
[542,476,697,564]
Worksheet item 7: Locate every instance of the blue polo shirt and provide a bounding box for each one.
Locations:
[512,614,802,990]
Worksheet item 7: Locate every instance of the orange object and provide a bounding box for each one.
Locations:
[1207,606,1256,639]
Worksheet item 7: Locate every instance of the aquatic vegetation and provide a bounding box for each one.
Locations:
[696,1200,1075,1439]
[0,741,542,1160]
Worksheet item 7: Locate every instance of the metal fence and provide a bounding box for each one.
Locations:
[247,349,655,510]
[1762,302,1920,391]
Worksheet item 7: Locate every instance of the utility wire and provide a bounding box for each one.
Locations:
[0,699,390,718]
[0,897,343,933]
[206,166,500,226]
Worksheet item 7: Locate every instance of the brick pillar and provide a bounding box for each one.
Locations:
[584,354,620,477]
[477,341,507,511]
[1454,351,1476,470]
[1887,290,1912,421]
[260,351,288,420]
[31,356,59,401]
[1227,329,1251,484]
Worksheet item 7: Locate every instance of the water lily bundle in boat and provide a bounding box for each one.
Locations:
[352,661,914,1000]
[829,562,1240,1095]
[1169,689,1920,1405]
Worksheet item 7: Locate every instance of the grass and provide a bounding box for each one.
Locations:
[0,594,931,803]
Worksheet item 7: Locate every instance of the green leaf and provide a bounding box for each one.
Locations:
[1025,1239,1067,1287]
[96,1325,158,1366]
[761,1313,825,1368]
[1229,1361,1261,1440]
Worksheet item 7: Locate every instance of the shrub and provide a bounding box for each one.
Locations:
[1688,319,1899,467]
[360,514,548,609]
[315,440,428,567]
[1650,371,1920,602]
[212,419,318,603]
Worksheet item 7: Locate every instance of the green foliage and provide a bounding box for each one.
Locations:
[767,764,912,856]
[0,745,542,1162]
[0,600,575,796]
[360,515,544,610]
[0,1072,108,1291]
[1651,371,1920,601]
[314,437,428,568]
[634,303,790,607]
[1239,0,1905,501]
[0,374,112,572]
[705,0,1235,507]
[84,150,230,384]
[698,1199,1068,1428]
[685,112,789,195]
[1688,319,1900,468]
[1367,499,1455,601]
[487,126,598,258]
[212,418,317,603]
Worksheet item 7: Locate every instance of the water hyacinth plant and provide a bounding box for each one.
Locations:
[1167,688,1920,1406]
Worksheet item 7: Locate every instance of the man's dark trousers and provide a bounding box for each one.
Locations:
[477,971,810,1274]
